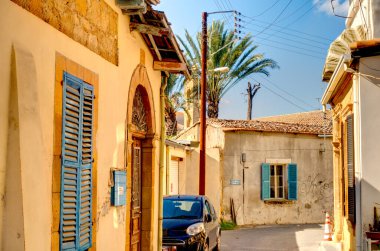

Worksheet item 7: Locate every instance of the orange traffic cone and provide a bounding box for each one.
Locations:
[323,212,333,241]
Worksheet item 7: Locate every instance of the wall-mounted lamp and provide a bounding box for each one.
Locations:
[241,153,246,163]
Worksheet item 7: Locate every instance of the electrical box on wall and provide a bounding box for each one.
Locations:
[111,170,127,206]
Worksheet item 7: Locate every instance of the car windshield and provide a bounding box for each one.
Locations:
[163,199,202,219]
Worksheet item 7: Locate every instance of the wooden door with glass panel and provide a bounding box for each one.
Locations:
[131,139,142,251]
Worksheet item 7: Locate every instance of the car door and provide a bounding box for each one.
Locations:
[204,200,217,247]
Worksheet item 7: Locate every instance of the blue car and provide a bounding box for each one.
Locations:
[162,195,221,251]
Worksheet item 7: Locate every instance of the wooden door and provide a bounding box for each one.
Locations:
[131,139,142,251]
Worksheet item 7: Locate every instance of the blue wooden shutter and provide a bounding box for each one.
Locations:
[287,164,298,200]
[60,73,93,251]
[261,163,270,200]
[60,74,82,250]
[78,83,94,250]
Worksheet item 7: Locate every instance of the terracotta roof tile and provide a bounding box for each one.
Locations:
[208,110,332,135]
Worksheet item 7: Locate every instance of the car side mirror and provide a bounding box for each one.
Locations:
[205,214,212,223]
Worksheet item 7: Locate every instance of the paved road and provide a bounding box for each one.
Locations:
[221,224,324,251]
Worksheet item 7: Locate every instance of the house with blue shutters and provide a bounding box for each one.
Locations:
[0,0,189,250]
[176,110,334,225]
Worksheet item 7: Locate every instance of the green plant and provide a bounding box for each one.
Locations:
[220,220,237,231]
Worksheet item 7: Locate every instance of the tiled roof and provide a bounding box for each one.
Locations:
[208,110,332,135]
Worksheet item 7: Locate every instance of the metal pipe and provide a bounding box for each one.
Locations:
[158,74,168,250]
[199,12,207,195]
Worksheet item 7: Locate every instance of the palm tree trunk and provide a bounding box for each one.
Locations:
[165,107,177,136]
[207,100,219,118]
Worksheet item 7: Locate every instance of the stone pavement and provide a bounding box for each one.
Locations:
[221,224,324,251]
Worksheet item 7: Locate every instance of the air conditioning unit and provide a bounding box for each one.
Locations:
[117,0,147,15]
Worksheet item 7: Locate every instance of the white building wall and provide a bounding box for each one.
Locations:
[358,56,380,249]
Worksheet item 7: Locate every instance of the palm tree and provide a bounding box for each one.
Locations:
[178,20,279,118]
[164,74,190,137]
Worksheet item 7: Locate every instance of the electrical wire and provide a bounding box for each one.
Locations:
[278,1,310,22]
[241,14,332,43]
[253,0,294,37]
[250,0,282,18]
[253,40,325,60]
[261,0,321,41]
[249,76,309,112]
[254,35,325,56]
[257,76,318,109]
[243,26,327,50]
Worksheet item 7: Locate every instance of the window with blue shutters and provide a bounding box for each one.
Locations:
[60,72,94,251]
[261,163,297,201]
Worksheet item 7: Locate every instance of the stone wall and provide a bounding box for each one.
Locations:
[11,0,118,65]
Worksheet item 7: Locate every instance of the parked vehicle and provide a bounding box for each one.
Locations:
[162,195,221,251]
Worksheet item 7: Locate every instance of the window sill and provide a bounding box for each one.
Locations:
[263,199,295,204]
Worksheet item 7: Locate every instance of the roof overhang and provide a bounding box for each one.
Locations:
[351,39,380,58]
[321,54,352,105]
[130,7,190,78]
[322,25,366,82]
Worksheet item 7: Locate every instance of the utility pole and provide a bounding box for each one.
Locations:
[199,10,239,196]
[199,11,207,195]
[246,82,260,120]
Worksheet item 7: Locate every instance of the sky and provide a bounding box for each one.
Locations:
[156,0,348,119]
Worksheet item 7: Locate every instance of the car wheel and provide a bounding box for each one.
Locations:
[213,234,221,251]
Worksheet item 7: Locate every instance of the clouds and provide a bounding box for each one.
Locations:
[313,0,349,16]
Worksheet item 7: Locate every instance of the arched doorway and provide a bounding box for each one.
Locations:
[126,65,156,251]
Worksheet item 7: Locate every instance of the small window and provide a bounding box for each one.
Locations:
[262,163,297,201]
[270,165,285,199]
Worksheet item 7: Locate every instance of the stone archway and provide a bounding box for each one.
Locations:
[125,65,157,251]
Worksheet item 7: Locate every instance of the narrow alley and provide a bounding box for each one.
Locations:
[221,224,324,251]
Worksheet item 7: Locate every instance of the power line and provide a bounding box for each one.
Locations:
[259,0,321,41]
[278,1,310,22]
[254,35,325,56]
[241,14,332,42]
[249,76,308,112]
[243,26,327,51]
[257,75,317,109]
[254,40,325,60]
[251,0,295,37]
[243,20,331,46]
[283,0,320,28]
[250,0,282,18]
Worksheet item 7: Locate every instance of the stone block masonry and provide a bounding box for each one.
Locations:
[12,0,118,65]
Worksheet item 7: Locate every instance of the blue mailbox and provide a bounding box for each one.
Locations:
[111,170,127,206]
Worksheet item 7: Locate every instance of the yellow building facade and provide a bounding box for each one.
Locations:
[0,0,188,250]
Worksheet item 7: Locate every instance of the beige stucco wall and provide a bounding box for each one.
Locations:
[177,126,222,214]
[0,0,162,250]
[221,131,333,225]
[164,145,186,195]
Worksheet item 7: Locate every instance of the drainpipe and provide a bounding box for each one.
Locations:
[158,73,168,251]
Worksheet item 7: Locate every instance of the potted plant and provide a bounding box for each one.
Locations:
[366,207,380,240]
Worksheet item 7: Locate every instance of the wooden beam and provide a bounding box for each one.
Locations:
[153,61,187,72]
[139,13,162,61]
[130,22,170,37]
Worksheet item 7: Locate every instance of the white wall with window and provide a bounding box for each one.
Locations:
[221,131,333,225]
